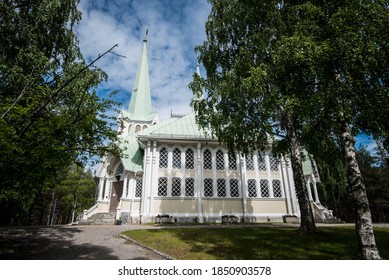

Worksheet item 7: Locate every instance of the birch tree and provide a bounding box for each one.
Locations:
[192,0,388,258]
[191,0,317,233]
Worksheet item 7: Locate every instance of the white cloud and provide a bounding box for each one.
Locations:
[75,0,210,120]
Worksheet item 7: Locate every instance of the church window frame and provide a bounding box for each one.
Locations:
[257,152,267,171]
[135,124,141,132]
[260,179,270,198]
[159,147,168,168]
[172,148,181,169]
[269,153,279,171]
[158,177,168,197]
[247,179,257,198]
[125,178,129,197]
[228,153,237,170]
[185,148,194,169]
[171,177,182,197]
[272,180,282,198]
[101,178,107,199]
[246,153,255,171]
[217,178,227,197]
[185,177,195,197]
[114,162,124,177]
[216,150,225,170]
[203,149,212,170]
[203,178,214,197]
[135,179,142,198]
[229,179,240,197]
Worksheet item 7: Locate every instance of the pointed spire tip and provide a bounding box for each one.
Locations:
[143,24,150,42]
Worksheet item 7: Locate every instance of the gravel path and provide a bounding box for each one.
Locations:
[1,223,388,260]
[0,224,167,260]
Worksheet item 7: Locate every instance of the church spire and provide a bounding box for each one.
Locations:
[191,60,204,108]
[127,29,154,121]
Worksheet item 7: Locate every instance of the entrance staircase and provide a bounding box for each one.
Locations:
[76,212,116,225]
[313,202,344,223]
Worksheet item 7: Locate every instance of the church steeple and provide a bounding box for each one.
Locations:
[191,61,204,108]
[127,31,154,121]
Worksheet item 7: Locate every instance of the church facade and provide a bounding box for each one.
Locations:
[82,38,327,224]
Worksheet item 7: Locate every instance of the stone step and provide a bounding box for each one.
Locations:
[315,216,345,224]
[80,212,116,225]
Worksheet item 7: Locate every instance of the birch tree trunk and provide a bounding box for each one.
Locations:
[285,113,317,233]
[340,120,381,259]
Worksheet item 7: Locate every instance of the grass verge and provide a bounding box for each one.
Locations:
[122,225,389,260]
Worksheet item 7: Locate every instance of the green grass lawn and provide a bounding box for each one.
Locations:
[122,225,389,260]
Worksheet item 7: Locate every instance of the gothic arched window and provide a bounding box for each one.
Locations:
[216,150,225,170]
[172,148,181,169]
[217,178,226,197]
[158,177,168,196]
[269,153,279,171]
[230,179,240,197]
[228,153,237,170]
[203,149,212,170]
[246,153,254,171]
[273,180,282,198]
[260,179,270,197]
[185,178,195,197]
[185,149,194,169]
[247,179,257,197]
[159,147,168,168]
[257,152,266,171]
[172,177,181,196]
[114,163,124,176]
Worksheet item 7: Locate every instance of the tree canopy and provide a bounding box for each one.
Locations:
[0,0,120,225]
[192,0,388,259]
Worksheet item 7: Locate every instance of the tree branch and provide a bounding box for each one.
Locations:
[19,44,119,137]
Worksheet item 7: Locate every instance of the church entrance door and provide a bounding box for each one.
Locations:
[109,181,123,212]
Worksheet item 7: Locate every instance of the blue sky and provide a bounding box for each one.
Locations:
[74,0,376,153]
[75,0,210,120]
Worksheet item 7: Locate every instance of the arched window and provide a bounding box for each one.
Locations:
[172,148,181,169]
[203,149,212,170]
[257,152,266,171]
[135,179,142,197]
[228,153,237,170]
[247,179,257,197]
[216,150,225,170]
[159,148,168,168]
[185,149,194,169]
[158,177,168,196]
[260,179,270,197]
[203,178,213,197]
[230,179,240,197]
[142,125,148,130]
[269,153,279,171]
[246,153,254,171]
[114,163,124,176]
[273,180,282,197]
[185,178,195,197]
[135,124,141,132]
[217,179,226,197]
[172,177,181,196]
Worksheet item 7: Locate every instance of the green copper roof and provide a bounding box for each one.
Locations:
[138,112,211,140]
[127,39,156,122]
[118,133,144,172]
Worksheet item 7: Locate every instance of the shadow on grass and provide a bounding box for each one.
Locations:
[124,226,389,260]
[0,226,120,260]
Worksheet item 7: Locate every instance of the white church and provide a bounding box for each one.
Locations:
[81,37,330,224]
